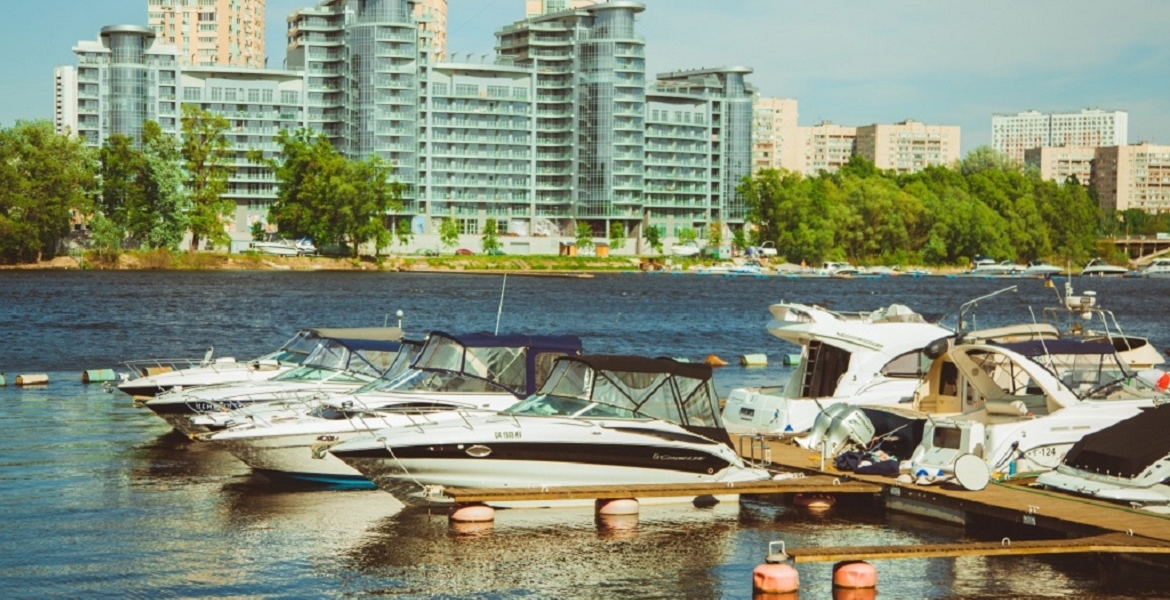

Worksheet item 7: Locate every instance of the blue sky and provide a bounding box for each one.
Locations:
[4,0,1169,154]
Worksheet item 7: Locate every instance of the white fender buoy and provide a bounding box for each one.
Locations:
[752,562,800,594]
[0,373,6,386]
[832,560,878,589]
[595,498,639,516]
[82,369,116,384]
[782,354,802,366]
[448,503,494,523]
[740,353,768,367]
[15,373,49,386]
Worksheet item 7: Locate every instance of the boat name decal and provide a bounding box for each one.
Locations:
[494,431,522,440]
[653,453,704,461]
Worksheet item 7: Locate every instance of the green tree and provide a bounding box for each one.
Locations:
[707,221,723,249]
[250,220,265,242]
[98,134,143,244]
[676,227,697,243]
[439,217,460,252]
[256,129,404,259]
[0,120,96,263]
[574,222,594,249]
[181,105,234,251]
[609,221,627,250]
[482,218,501,253]
[135,121,187,250]
[643,224,663,254]
[395,218,414,251]
[731,228,748,253]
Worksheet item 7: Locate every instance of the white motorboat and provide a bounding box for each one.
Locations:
[196,332,584,487]
[329,355,773,506]
[117,328,340,398]
[144,327,405,434]
[1080,258,1128,277]
[1036,402,1170,511]
[1021,261,1064,278]
[1140,258,1170,278]
[902,340,1168,486]
[251,238,317,256]
[670,241,701,257]
[816,261,861,277]
[969,260,1025,277]
[721,302,952,435]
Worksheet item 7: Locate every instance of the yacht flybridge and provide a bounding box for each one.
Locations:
[328,355,772,506]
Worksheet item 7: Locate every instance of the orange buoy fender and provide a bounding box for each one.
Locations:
[704,354,728,367]
[449,503,495,523]
[595,498,639,516]
[793,493,835,511]
[832,560,877,589]
[752,562,800,594]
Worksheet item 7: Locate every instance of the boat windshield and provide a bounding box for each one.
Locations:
[258,330,324,364]
[361,368,507,394]
[272,338,396,382]
[503,358,722,427]
[506,394,646,419]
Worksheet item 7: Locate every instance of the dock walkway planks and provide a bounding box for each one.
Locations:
[734,435,1170,561]
[443,475,881,504]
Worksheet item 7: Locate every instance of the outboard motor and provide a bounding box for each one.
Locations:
[796,403,876,455]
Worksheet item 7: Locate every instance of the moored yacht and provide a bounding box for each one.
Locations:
[1140,258,1170,278]
[1080,258,1129,277]
[197,332,583,486]
[329,355,772,506]
[904,340,1168,485]
[1036,403,1170,511]
[116,327,333,397]
[721,302,952,435]
[1021,261,1064,278]
[144,328,405,434]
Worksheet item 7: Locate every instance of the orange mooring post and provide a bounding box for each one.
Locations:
[752,563,799,594]
[832,560,877,589]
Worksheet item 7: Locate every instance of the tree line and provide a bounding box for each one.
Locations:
[736,148,1169,267]
[4,118,1166,266]
[0,113,403,264]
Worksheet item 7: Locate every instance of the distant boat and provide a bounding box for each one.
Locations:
[251,238,317,257]
[1081,258,1128,277]
[1140,258,1170,278]
[1021,261,1064,278]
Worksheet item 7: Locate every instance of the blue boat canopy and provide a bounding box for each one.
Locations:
[994,339,1118,356]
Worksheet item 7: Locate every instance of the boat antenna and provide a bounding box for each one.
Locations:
[494,274,507,335]
[957,285,1017,341]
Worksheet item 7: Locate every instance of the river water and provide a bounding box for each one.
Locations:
[1,270,1168,599]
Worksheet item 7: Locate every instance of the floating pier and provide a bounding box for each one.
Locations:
[733,436,1170,562]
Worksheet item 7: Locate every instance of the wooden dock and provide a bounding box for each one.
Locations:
[443,475,880,504]
[738,436,1170,562]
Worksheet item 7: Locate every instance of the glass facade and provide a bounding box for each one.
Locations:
[71,1,756,248]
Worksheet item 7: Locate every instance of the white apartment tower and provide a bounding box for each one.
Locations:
[1091,143,1170,214]
[752,96,800,173]
[53,66,79,136]
[147,0,266,68]
[856,120,960,174]
[992,108,1127,163]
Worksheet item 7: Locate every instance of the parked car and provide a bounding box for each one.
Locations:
[758,241,778,257]
[455,248,475,256]
[486,248,506,256]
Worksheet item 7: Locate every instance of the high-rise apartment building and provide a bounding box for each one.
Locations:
[799,121,856,175]
[855,120,960,174]
[525,0,602,17]
[992,108,1127,164]
[1023,146,1096,187]
[752,96,800,173]
[148,0,265,68]
[53,66,78,136]
[63,0,755,251]
[1091,143,1170,214]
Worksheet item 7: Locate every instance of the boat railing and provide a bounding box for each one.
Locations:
[122,357,211,378]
